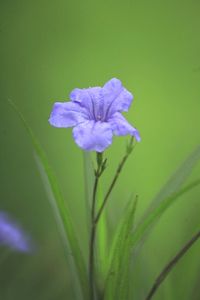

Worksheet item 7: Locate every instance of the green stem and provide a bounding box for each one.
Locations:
[95,140,134,224]
[89,152,103,300]
[145,229,200,300]
[88,138,135,299]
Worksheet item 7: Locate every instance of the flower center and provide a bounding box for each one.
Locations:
[96,115,102,121]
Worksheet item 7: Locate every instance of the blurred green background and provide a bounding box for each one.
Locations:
[0,0,200,299]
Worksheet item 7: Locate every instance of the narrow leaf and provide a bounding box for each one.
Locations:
[35,154,82,300]
[131,180,200,248]
[104,196,138,300]
[130,146,200,299]
[145,229,200,300]
[143,145,200,219]
[134,145,200,253]
[8,100,88,300]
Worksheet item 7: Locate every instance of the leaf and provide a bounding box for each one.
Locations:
[145,229,200,300]
[131,179,200,249]
[8,100,88,300]
[130,146,200,299]
[133,145,200,251]
[35,155,83,300]
[143,145,200,219]
[104,196,138,300]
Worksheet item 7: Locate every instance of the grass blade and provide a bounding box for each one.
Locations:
[133,145,200,254]
[8,100,88,300]
[131,179,200,248]
[143,145,200,219]
[34,154,82,300]
[145,229,200,300]
[104,196,138,300]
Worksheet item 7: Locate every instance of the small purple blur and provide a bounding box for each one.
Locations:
[0,212,32,253]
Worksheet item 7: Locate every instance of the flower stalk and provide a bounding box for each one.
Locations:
[145,229,200,300]
[89,152,105,300]
[95,137,135,224]
[89,138,135,300]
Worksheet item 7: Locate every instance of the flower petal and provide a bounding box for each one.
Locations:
[70,87,103,120]
[73,121,113,152]
[49,102,88,128]
[108,112,141,141]
[102,78,133,118]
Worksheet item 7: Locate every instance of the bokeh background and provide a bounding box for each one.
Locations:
[0,0,200,299]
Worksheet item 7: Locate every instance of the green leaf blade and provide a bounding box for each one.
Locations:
[104,196,138,300]
[132,179,200,249]
[143,145,200,219]
[8,100,89,300]
[133,145,200,252]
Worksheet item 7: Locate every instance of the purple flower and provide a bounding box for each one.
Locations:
[49,78,141,152]
[0,212,32,252]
